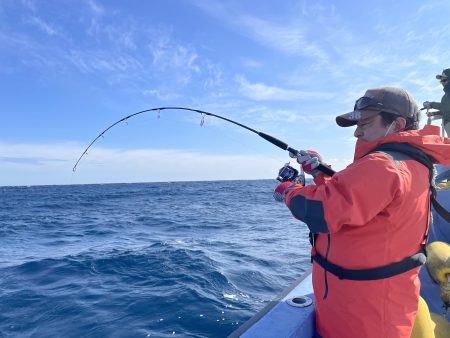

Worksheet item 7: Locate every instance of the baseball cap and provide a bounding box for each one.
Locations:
[336,87,419,127]
[436,68,450,80]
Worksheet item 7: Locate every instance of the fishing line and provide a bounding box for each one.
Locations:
[72,106,335,177]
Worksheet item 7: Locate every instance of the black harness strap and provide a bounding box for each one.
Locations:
[312,251,426,281]
[373,143,450,223]
[310,142,449,282]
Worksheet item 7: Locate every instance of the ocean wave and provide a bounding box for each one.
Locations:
[0,181,310,337]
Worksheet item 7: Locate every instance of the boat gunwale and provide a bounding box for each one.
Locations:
[228,266,312,338]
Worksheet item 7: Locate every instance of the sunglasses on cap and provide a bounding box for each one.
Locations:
[353,96,384,111]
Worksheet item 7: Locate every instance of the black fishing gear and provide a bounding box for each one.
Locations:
[277,163,302,182]
[72,106,336,177]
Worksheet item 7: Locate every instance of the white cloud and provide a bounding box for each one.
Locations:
[66,49,143,74]
[418,49,442,65]
[192,1,328,61]
[0,142,75,165]
[347,50,386,68]
[86,0,104,16]
[241,58,263,69]
[26,16,59,36]
[150,39,200,78]
[239,15,328,61]
[416,1,447,17]
[0,141,284,186]
[236,75,334,101]
[239,106,335,125]
[142,89,181,101]
[203,60,224,88]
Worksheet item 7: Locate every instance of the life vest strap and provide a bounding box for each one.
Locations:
[312,251,426,281]
[370,142,450,223]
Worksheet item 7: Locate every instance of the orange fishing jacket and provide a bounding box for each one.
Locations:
[284,125,450,338]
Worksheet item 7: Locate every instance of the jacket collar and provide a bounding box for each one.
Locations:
[354,125,450,166]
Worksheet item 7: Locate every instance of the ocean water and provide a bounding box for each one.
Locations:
[0,180,311,338]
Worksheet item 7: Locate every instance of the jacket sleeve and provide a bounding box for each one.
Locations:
[284,153,401,234]
[430,101,442,110]
[313,173,332,186]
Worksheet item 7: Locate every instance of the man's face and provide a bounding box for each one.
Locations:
[353,114,391,142]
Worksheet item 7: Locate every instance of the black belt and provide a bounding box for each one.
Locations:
[312,251,426,281]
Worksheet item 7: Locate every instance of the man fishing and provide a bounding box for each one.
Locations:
[274,87,450,338]
[423,68,450,136]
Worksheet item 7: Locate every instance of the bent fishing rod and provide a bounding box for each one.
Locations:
[72,106,336,177]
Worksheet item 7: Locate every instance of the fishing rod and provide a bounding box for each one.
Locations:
[72,106,336,177]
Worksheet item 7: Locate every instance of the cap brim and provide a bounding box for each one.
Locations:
[436,74,445,80]
[336,110,380,127]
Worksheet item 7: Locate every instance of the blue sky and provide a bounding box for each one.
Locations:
[1,0,449,186]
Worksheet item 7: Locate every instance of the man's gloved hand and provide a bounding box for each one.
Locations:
[297,150,325,177]
[273,181,294,202]
[423,101,432,109]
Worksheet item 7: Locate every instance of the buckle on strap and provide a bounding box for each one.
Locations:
[312,252,426,281]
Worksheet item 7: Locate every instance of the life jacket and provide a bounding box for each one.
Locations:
[311,142,450,290]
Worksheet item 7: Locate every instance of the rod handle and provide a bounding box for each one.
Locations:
[317,164,335,177]
[258,132,288,150]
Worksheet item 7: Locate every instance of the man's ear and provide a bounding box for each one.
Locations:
[395,117,407,131]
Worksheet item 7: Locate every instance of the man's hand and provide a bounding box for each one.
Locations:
[273,181,295,202]
[297,150,325,177]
